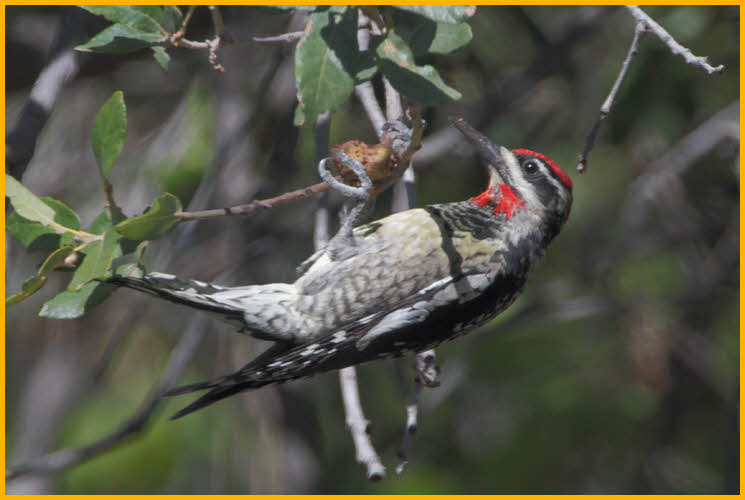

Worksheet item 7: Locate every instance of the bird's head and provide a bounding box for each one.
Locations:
[452,118,573,226]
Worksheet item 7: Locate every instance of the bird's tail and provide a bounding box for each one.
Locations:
[163,342,295,420]
[108,272,249,325]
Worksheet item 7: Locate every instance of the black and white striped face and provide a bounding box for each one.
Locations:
[500,148,573,221]
[452,118,572,224]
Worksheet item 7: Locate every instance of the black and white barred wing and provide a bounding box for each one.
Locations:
[164,272,501,419]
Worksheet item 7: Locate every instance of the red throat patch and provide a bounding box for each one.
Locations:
[471,183,526,219]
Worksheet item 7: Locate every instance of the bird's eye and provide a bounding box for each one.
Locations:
[523,160,539,174]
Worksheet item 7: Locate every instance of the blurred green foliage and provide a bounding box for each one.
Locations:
[5,5,738,494]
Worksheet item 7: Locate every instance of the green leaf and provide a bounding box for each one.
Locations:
[79,5,166,34]
[376,31,461,104]
[68,230,120,291]
[6,174,55,222]
[113,193,182,241]
[294,7,358,126]
[130,5,178,33]
[151,46,170,72]
[6,276,46,307]
[39,281,116,319]
[87,211,112,235]
[39,246,75,276]
[161,6,183,33]
[392,6,475,24]
[7,196,81,251]
[42,197,81,230]
[114,262,145,279]
[6,213,58,251]
[354,50,378,83]
[75,23,163,54]
[410,21,473,55]
[5,175,80,237]
[5,246,75,306]
[92,91,127,176]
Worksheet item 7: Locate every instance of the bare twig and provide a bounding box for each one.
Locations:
[354,10,386,139]
[396,349,439,473]
[175,107,423,223]
[171,5,197,41]
[314,112,332,250]
[398,101,424,166]
[392,167,416,214]
[577,22,646,173]
[312,112,385,481]
[339,367,386,481]
[168,6,231,72]
[175,182,331,221]
[6,316,206,481]
[207,5,231,43]
[383,76,403,122]
[625,6,725,75]
[578,6,725,173]
[414,7,611,169]
[253,32,303,44]
[354,85,386,140]
[382,87,436,473]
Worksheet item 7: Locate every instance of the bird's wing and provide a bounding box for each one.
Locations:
[293,205,507,336]
[165,271,495,420]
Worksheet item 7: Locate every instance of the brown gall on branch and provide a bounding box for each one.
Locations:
[176,121,421,223]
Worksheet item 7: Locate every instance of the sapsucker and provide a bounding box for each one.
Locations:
[110,119,573,419]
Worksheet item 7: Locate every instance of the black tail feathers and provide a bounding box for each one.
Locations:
[163,342,295,420]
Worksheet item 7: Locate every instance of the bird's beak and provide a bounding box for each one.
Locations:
[451,118,510,190]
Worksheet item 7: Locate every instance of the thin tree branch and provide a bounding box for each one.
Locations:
[383,76,403,122]
[314,112,332,251]
[397,349,439,474]
[207,5,231,43]
[354,10,386,139]
[382,85,436,473]
[312,111,385,481]
[6,317,206,481]
[175,181,331,221]
[168,6,231,72]
[625,6,725,75]
[392,167,416,214]
[339,366,386,481]
[253,32,303,44]
[577,22,646,173]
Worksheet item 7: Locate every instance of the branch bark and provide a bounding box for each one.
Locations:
[313,111,386,481]
[625,6,725,74]
[577,22,646,173]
